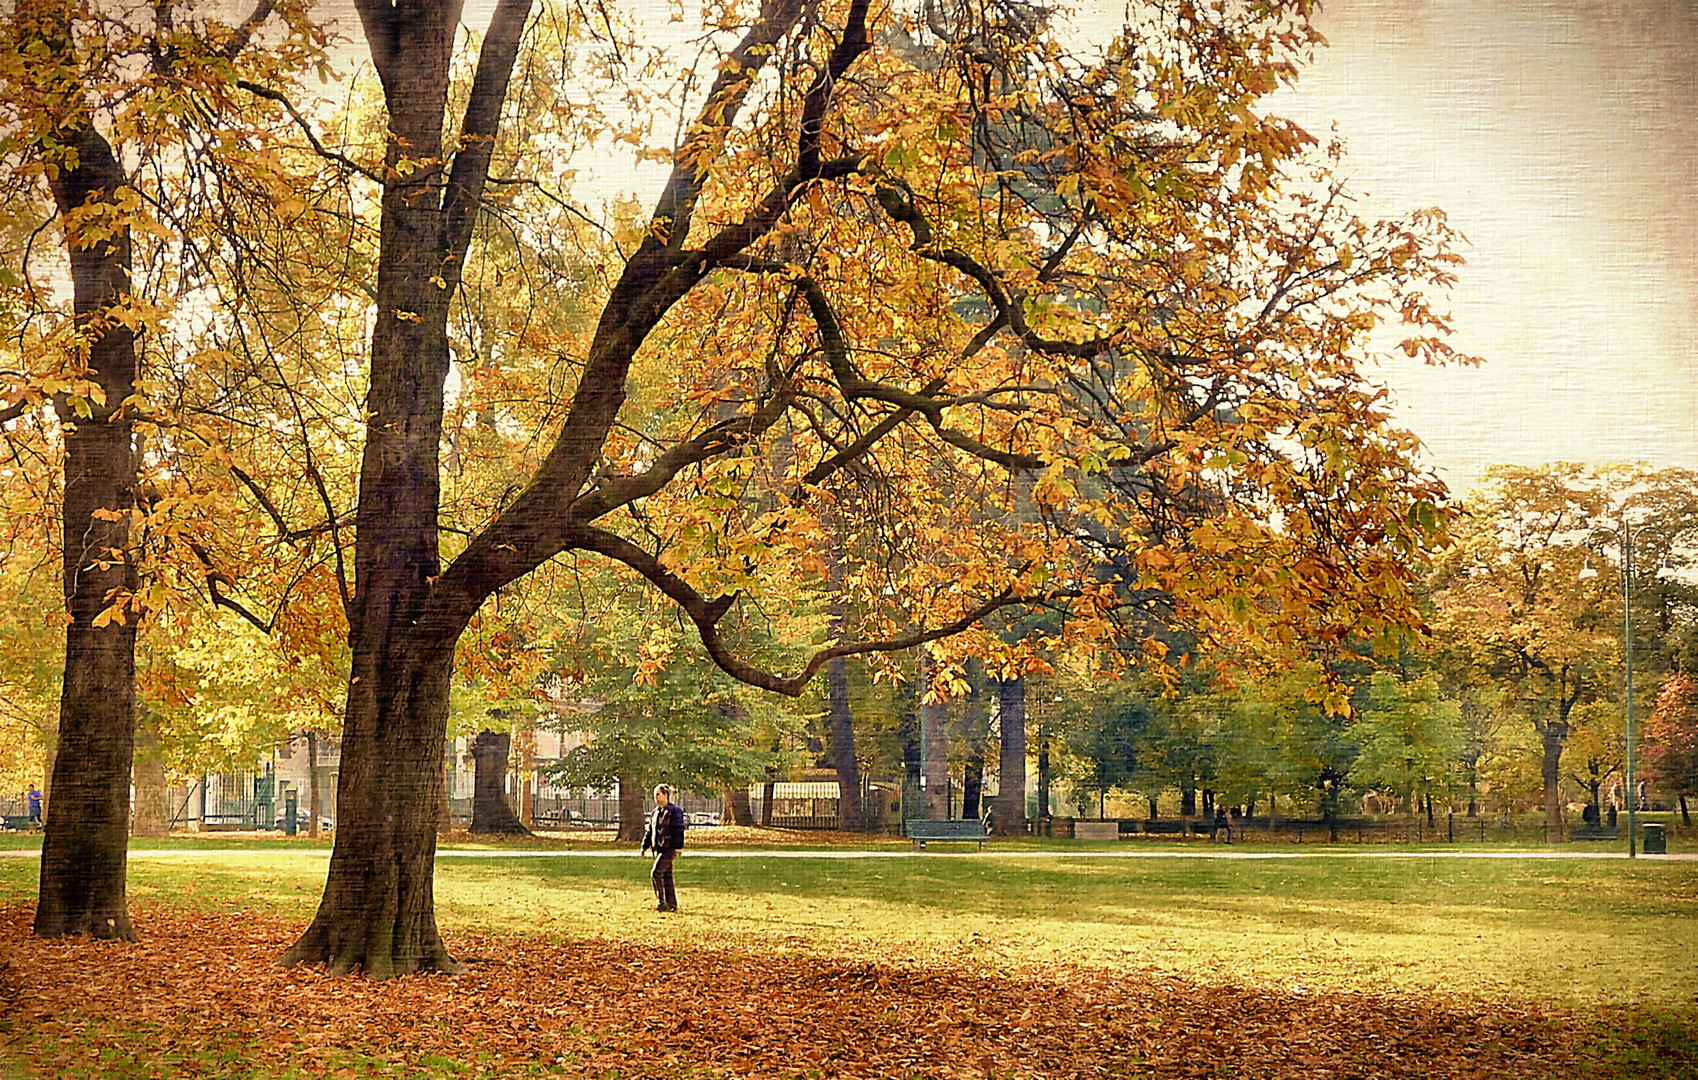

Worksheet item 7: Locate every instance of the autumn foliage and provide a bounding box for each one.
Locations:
[0,906,1605,1079]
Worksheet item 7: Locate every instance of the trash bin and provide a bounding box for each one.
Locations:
[1642,823,1667,854]
[284,791,298,837]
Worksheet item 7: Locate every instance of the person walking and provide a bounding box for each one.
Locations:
[26,784,41,829]
[640,783,685,912]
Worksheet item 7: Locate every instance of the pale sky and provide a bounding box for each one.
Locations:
[325,0,1698,498]
[1269,0,1698,495]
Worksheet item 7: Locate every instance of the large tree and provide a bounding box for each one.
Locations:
[0,0,314,937]
[211,0,1473,976]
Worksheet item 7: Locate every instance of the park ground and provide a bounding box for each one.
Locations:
[0,830,1695,1079]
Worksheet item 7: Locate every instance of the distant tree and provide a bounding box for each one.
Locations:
[1432,465,1615,837]
[1060,690,1151,820]
[1645,674,1698,824]
[1349,673,1464,822]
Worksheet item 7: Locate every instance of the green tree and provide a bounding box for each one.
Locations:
[1349,673,1464,822]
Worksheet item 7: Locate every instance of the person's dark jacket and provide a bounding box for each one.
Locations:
[642,802,686,853]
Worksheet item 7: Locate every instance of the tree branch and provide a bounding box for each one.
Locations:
[237,80,384,184]
[566,524,1029,697]
[441,0,534,267]
[222,0,277,60]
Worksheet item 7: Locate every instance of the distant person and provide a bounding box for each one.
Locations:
[26,784,41,829]
[640,783,685,912]
[980,804,995,835]
[1215,806,1230,843]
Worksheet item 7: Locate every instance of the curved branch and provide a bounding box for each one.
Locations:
[237,80,384,184]
[566,524,1029,697]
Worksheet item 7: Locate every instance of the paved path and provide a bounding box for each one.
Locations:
[2,847,1693,860]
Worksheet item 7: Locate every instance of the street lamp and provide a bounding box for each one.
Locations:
[1579,523,1638,858]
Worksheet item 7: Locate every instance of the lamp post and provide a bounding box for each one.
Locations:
[1580,521,1638,858]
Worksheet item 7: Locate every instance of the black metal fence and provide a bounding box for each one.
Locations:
[167,771,278,830]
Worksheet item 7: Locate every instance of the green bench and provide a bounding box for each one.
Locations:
[905,819,989,851]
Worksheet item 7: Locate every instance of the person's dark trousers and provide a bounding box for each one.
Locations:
[651,849,678,910]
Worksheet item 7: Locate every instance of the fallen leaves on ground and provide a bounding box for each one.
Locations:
[0,904,1628,1079]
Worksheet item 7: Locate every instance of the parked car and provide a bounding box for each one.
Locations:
[686,811,721,827]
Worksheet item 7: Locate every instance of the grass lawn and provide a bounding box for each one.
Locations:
[1,844,1694,1078]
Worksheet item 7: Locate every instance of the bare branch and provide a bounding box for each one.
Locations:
[237,80,385,184]
[566,524,1029,697]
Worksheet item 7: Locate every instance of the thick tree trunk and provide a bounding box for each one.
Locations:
[282,641,461,977]
[1681,794,1691,826]
[469,731,530,835]
[131,717,169,838]
[920,652,949,819]
[993,676,1026,835]
[825,537,862,831]
[617,774,645,842]
[1540,722,1567,840]
[959,659,989,820]
[282,0,533,977]
[827,655,863,831]
[34,115,140,942]
[306,730,323,839]
[1181,782,1197,818]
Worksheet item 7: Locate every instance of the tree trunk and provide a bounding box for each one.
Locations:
[959,659,989,820]
[515,724,536,829]
[281,0,533,977]
[33,110,141,942]
[827,655,863,831]
[617,774,645,843]
[1036,704,1051,825]
[282,640,461,976]
[1540,721,1567,840]
[306,730,323,839]
[131,717,169,838]
[920,652,949,819]
[1147,795,1158,820]
[469,730,530,835]
[993,676,1026,835]
[1680,794,1690,826]
[1181,782,1197,818]
[899,678,922,790]
[825,536,863,831]
[724,784,754,826]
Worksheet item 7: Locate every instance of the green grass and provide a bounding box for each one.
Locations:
[4,847,1693,1009]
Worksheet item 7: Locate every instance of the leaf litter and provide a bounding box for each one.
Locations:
[0,904,1648,1079]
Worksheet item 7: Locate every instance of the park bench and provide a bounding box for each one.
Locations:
[1,814,32,831]
[1073,820,1120,841]
[1568,825,1619,841]
[905,819,988,851]
[1135,820,1209,838]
